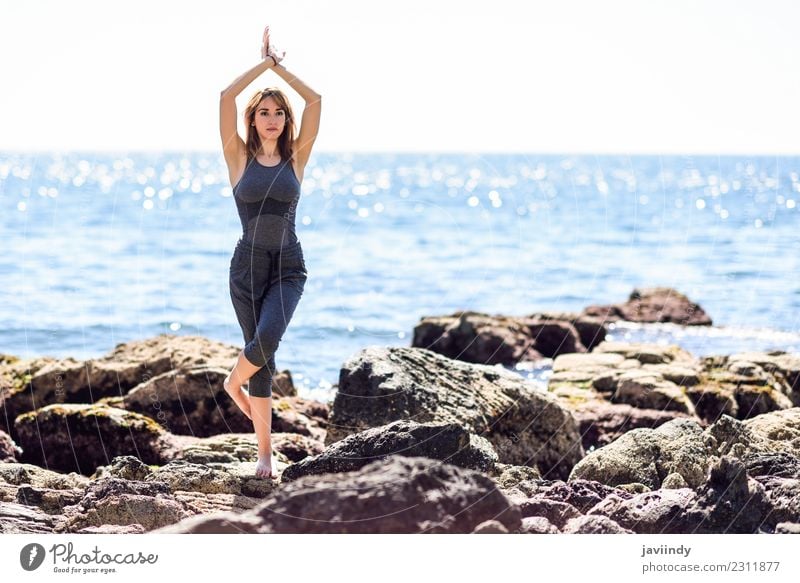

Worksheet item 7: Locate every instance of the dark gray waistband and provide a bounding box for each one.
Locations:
[235,237,302,257]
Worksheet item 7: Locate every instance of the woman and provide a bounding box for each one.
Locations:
[219,25,321,479]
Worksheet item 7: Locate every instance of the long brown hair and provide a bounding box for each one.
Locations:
[243,87,296,163]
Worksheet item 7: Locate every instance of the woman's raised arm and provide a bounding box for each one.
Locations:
[220,58,277,100]
[269,61,322,168]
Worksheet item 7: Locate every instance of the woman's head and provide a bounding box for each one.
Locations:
[243,87,296,161]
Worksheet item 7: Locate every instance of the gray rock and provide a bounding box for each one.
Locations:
[517,516,560,534]
[612,370,696,414]
[532,479,633,514]
[0,501,64,533]
[518,499,582,528]
[411,311,544,365]
[14,403,173,475]
[588,455,772,534]
[471,519,510,533]
[160,455,521,534]
[56,476,190,533]
[282,420,498,483]
[0,429,21,462]
[327,346,584,480]
[569,418,711,489]
[562,514,634,534]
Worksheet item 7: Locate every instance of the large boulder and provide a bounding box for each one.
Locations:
[122,366,252,436]
[14,404,174,475]
[281,420,498,482]
[0,335,241,440]
[588,456,772,533]
[326,346,584,479]
[411,310,606,366]
[155,455,522,534]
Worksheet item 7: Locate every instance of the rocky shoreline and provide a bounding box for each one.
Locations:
[1,287,799,534]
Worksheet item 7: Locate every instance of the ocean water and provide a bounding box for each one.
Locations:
[2,151,799,403]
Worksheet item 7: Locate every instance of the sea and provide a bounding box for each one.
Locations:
[2,151,799,403]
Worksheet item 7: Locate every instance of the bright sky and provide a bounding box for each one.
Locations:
[2,0,799,154]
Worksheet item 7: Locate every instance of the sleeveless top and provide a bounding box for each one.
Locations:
[232,156,301,249]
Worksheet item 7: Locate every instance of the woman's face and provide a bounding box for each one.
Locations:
[253,96,286,139]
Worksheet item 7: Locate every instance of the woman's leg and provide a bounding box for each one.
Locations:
[247,274,306,478]
[227,260,265,420]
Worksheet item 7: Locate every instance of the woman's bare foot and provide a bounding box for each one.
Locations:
[255,453,278,479]
[223,374,252,420]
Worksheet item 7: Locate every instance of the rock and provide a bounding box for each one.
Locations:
[148,511,263,534]
[271,432,325,462]
[0,429,21,461]
[471,519,510,533]
[146,460,243,495]
[689,355,796,421]
[571,401,694,451]
[685,382,739,423]
[708,409,800,459]
[158,455,522,534]
[691,455,772,533]
[279,395,329,430]
[516,319,587,358]
[588,488,700,534]
[326,346,584,479]
[14,404,173,475]
[271,397,327,442]
[489,463,542,492]
[412,311,542,365]
[92,455,154,481]
[524,312,607,352]
[611,370,696,414]
[518,499,582,529]
[743,408,800,454]
[77,524,147,534]
[56,477,190,533]
[169,433,259,465]
[588,456,772,533]
[582,287,712,326]
[529,479,634,514]
[122,366,252,436]
[553,352,626,373]
[412,310,605,366]
[744,452,800,479]
[562,514,633,534]
[753,476,800,530]
[281,420,498,483]
[592,341,697,366]
[0,462,89,490]
[15,485,84,515]
[92,453,281,501]
[517,516,560,534]
[727,351,800,405]
[0,334,242,440]
[569,418,711,489]
[0,501,64,533]
[662,472,689,489]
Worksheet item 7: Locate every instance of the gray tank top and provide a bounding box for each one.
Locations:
[233,156,301,249]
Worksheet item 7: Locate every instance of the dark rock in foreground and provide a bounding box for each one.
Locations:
[155,455,521,534]
[281,420,498,482]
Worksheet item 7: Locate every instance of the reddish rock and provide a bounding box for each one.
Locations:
[582,287,712,326]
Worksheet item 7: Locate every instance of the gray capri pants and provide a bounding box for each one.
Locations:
[228,237,308,397]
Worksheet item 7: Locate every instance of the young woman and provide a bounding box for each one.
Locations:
[219,25,321,479]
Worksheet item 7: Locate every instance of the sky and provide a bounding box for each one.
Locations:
[1,0,799,155]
